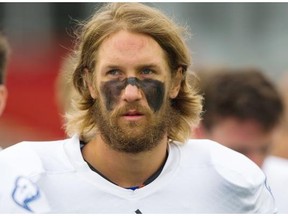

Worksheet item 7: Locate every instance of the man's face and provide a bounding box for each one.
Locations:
[0,85,7,117]
[206,117,274,167]
[88,30,180,153]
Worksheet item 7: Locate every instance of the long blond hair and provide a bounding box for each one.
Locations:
[65,3,203,143]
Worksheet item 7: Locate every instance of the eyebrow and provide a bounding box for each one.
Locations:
[136,63,162,70]
[102,63,163,72]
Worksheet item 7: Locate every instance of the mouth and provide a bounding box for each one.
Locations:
[122,110,144,120]
[124,110,143,115]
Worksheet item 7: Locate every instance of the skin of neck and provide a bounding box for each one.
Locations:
[81,133,169,188]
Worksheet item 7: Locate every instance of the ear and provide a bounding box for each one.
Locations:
[169,67,183,99]
[84,68,98,99]
[0,85,8,116]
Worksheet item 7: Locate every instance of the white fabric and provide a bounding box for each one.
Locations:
[262,155,288,213]
[0,136,276,213]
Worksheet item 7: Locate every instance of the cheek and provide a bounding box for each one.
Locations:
[100,80,126,111]
[141,80,165,112]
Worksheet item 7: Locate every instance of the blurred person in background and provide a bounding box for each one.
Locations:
[271,72,288,159]
[0,33,10,150]
[193,66,288,213]
[0,3,276,213]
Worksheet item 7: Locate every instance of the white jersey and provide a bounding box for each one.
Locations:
[0,135,276,213]
[262,155,288,213]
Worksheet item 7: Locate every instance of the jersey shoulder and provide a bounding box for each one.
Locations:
[172,139,276,213]
[0,138,75,176]
[178,138,266,188]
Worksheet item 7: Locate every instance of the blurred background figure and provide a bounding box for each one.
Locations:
[192,66,288,213]
[271,72,288,159]
[0,33,10,150]
[0,33,9,117]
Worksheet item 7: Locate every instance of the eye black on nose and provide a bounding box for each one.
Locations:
[126,77,140,87]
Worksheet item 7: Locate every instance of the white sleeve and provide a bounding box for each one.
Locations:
[252,177,277,213]
[0,144,51,213]
[211,140,277,213]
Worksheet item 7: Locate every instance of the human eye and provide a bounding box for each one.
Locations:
[107,69,120,76]
[140,68,154,76]
[105,69,125,80]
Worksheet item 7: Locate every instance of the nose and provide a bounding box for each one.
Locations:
[122,84,142,102]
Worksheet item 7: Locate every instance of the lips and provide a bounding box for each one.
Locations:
[123,110,143,117]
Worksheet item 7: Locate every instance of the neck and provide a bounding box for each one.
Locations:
[81,134,169,188]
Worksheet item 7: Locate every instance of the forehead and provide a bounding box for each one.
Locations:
[96,30,168,69]
[104,30,152,51]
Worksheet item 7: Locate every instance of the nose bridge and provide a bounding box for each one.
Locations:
[127,77,140,88]
[125,84,139,94]
[122,77,142,102]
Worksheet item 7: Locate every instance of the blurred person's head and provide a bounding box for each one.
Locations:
[271,73,288,159]
[194,67,284,167]
[0,33,9,117]
[64,2,203,145]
